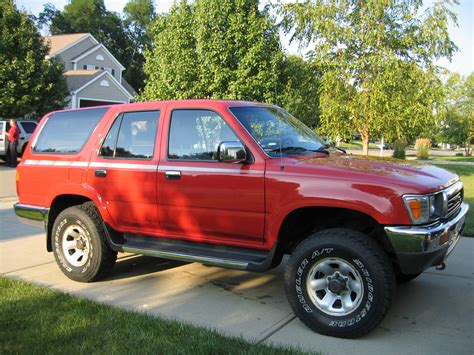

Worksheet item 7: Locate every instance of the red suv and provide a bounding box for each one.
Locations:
[15,100,468,338]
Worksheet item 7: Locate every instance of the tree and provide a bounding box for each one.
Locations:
[0,0,68,118]
[123,0,155,91]
[281,0,458,154]
[438,73,474,156]
[278,55,322,128]
[140,0,284,103]
[37,0,146,91]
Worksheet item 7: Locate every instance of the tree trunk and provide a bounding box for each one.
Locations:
[361,131,369,156]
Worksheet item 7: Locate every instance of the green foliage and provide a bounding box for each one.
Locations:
[38,0,152,91]
[455,152,464,157]
[416,138,431,160]
[0,0,68,118]
[438,73,473,156]
[140,0,284,103]
[278,55,322,128]
[280,0,458,155]
[393,139,407,159]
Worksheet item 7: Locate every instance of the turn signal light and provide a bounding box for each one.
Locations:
[439,232,449,245]
[16,171,20,182]
[408,200,421,219]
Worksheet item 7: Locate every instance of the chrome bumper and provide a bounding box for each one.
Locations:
[14,203,49,229]
[384,203,469,274]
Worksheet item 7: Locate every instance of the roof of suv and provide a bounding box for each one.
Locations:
[48,99,277,116]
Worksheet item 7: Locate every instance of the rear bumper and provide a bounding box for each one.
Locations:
[385,203,468,274]
[14,203,49,230]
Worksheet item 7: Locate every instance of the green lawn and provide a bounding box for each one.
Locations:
[338,141,379,150]
[433,164,474,237]
[0,277,307,355]
[429,155,474,162]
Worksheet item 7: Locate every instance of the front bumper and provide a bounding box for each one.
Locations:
[385,202,469,274]
[14,203,49,230]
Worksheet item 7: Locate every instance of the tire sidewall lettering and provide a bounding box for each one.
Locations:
[54,216,94,275]
[295,247,376,328]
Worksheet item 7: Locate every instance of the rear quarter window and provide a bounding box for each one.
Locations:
[33,108,108,154]
[19,121,37,134]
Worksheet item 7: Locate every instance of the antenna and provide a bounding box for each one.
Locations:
[279,135,284,170]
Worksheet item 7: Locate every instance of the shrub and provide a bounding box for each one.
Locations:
[393,139,407,159]
[416,138,431,160]
[455,152,464,157]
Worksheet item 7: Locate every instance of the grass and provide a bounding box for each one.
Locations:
[0,277,307,355]
[429,155,474,162]
[433,164,474,237]
[338,141,379,150]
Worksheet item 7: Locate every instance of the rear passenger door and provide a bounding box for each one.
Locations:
[90,110,161,234]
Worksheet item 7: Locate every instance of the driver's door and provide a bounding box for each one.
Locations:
[157,109,265,246]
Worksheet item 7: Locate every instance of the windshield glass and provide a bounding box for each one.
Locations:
[229,106,325,157]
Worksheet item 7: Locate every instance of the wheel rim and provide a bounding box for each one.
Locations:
[306,257,364,316]
[62,224,90,267]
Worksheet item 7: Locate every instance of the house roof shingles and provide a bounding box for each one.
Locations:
[63,70,103,92]
[45,33,89,56]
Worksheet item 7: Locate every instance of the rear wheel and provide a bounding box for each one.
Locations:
[284,228,395,338]
[52,203,117,282]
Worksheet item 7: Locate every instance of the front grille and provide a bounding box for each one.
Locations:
[446,188,463,219]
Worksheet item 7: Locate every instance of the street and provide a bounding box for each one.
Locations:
[1,165,473,354]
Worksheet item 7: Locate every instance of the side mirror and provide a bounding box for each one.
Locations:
[217,141,247,163]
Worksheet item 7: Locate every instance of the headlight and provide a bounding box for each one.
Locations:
[403,193,444,224]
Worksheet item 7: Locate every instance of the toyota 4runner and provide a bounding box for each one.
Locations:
[14,100,468,338]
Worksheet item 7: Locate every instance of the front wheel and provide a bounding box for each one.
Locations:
[284,228,395,338]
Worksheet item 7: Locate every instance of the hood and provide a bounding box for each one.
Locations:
[285,154,459,194]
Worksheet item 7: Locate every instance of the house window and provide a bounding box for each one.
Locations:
[100,80,109,87]
[96,54,105,61]
[83,64,96,70]
[103,67,115,77]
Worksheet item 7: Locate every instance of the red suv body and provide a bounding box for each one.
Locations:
[14,100,468,338]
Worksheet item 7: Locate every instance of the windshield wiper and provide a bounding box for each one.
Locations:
[269,146,309,154]
[313,147,330,155]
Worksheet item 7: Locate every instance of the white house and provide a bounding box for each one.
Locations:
[45,33,135,108]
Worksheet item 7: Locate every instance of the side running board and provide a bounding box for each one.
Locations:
[103,223,281,272]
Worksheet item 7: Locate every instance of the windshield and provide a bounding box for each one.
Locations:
[229,106,325,157]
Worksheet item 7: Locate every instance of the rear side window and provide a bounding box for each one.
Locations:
[100,110,160,159]
[33,108,108,154]
[19,121,37,134]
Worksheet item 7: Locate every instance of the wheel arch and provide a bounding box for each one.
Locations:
[46,194,94,251]
[275,206,400,273]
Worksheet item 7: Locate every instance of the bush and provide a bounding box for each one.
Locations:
[455,152,464,157]
[393,139,407,159]
[416,138,431,160]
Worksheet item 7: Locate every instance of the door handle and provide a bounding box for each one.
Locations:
[95,169,107,178]
[165,170,181,180]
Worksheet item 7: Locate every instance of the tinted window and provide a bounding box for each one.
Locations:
[33,108,108,154]
[100,115,121,157]
[19,121,37,134]
[100,110,159,159]
[168,110,239,161]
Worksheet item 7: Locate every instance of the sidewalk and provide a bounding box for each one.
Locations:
[1,196,473,354]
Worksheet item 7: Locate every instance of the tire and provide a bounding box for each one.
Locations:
[52,203,117,282]
[284,228,395,338]
[397,272,422,283]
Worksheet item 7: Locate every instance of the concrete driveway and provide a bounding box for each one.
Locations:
[1,166,473,354]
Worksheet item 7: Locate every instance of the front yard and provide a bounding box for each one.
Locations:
[0,277,306,355]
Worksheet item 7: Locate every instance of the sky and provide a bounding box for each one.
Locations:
[16,0,474,76]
